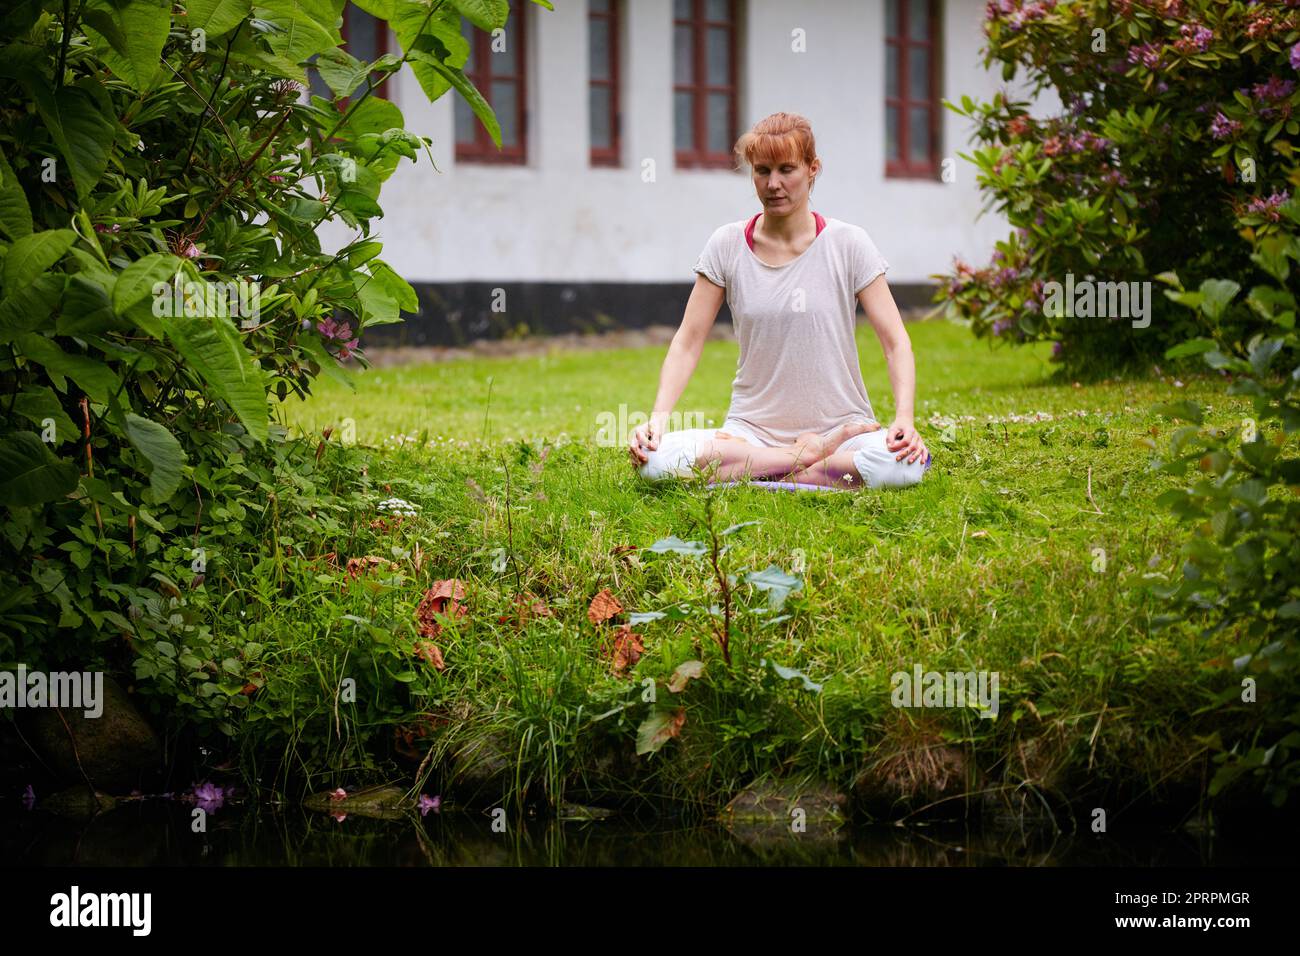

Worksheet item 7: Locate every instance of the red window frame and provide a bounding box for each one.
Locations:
[589,0,621,167]
[885,0,941,179]
[673,0,738,170]
[456,0,528,164]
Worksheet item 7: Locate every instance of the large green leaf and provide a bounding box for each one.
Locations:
[186,0,253,37]
[10,386,79,447]
[345,96,405,136]
[350,0,393,15]
[28,79,117,202]
[353,270,399,325]
[59,274,125,335]
[161,310,269,441]
[449,0,509,31]
[0,274,67,342]
[0,147,33,240]
[636,708,685,756]
[353,263,417,325]
[370,261,419,312]
[113,253,182,339]
[0,432,79,508]
[745,564,804,611]
[1199,279,1241,322]
[393,1,469,102]
[124,413,187,502]
[407,52,499,146]
[15,333,122,404]
[82,0,171,91]
[2,229,76,291]
[314,46,371,97]
[256,0,343,65]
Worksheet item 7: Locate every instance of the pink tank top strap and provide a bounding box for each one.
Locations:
[745,211,826,251]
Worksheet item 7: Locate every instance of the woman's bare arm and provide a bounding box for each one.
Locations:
[858,276,929,466]
[629,275,725,464]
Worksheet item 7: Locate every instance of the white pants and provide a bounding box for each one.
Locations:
[636,419,930,489]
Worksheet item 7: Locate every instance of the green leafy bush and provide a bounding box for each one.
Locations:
[0,0,526,734]
[938,0,1298,372]
[1148,193,1299,806]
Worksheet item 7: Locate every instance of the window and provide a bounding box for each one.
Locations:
[885,0,941,178]
[456,0,527,164]
[673,0,737,169]
[589,0,621,166]
[309,8,391,101]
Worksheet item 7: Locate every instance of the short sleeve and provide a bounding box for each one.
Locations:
[692,225,730,288]
[852,227,890,295]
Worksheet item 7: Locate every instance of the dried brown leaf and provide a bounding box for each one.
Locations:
[587,588,623,626]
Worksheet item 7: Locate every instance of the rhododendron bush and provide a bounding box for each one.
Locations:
[938,0,1300,373]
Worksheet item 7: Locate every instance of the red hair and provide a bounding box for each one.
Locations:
[733,112,821,179]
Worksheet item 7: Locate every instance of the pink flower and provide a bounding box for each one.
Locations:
[417,794,442,816]
[1209,112,1240,140]
[329,787,347,801]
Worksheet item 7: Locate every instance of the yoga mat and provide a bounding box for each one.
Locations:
[706,455,932,493]
[706,480,847,493]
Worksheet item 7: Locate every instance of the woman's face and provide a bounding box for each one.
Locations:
[751,156,820,215]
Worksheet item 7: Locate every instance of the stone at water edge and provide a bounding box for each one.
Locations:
[302,785,415,820]
[718,779,849,828]
[42,786,117,818]
[25,676,162,793]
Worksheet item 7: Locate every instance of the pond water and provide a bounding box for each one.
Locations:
[3,801,1294,867]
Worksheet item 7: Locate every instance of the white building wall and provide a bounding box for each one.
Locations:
[327,0,1014,287]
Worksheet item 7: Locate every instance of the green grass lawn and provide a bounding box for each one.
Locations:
[253,318,1257,822]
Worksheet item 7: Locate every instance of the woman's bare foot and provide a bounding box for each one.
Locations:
[792,421,879,467]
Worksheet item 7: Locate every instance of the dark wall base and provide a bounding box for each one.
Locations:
[362,281,940,347]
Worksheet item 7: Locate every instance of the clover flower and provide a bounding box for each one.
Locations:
[377,496,419,517]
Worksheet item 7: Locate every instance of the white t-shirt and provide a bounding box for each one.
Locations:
[692,213,890,446]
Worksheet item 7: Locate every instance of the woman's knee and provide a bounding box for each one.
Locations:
[636,428,713,482]
[850,443,929,489]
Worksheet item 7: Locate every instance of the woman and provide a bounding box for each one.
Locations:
[628,112,930,490]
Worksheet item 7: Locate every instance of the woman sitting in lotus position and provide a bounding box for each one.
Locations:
[628,112,930,490]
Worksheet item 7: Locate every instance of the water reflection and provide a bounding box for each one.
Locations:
[4,800,1292,867]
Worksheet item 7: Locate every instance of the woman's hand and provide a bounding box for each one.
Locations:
[886,419,929,465]
[629,412,670,466]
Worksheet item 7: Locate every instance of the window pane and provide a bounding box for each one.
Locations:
[674,0,691,19]
[908,0,930,41]
[590,86,611,149]
[705,0,729,20]
[591,0,610,13]
[707,91,730,152]
[909,45,929,100]
[455,95,476,144]
[492,80,518,146]
[674,25,693,83]
[462,18,475,72]
[346,10,380,60]
[909,106,930,162]
[886,0,899,38]
[590,17,609,81]
[886,44,898,99]
[494,25,518,73]
[886,106,900,161]
[706,27,729,85]
[675,90,695,150]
